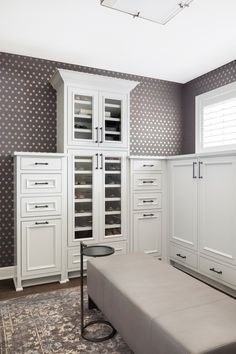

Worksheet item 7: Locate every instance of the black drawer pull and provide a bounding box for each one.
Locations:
[210,267,222,275]
[34,162,49,165]
[143,164,154,167]
[34,182,49,185]
[176,253,186,259]
[143,200,154,203]
[35,221,49,225]
[35,205,49,208]
[143,214,154,217]
[143,180,154,184]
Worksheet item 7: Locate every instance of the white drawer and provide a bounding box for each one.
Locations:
[21,196,62,217]
[21,174,62,194]
[133,159,162,172]
[133,192,162,210]
[199,256,236,288]
[170,243,198,270]
[67,241,127,270]
[20,156,62,171]
[133,173,162,190]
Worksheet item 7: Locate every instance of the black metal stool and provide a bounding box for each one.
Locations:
[80,241,117,342]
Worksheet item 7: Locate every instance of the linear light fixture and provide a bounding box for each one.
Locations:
[100,0,194,25]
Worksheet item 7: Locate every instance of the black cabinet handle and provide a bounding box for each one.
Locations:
[95,127,98,143]
[143,164,154,167]
[143,200,154,203]
[100,153,103,169]
[193,162,197,179]
[210,267,222,274]
[143,214,154,217]
[35,221,49,225]
[34,162,48,165]
[176,253,186,259]
[35,205,49,208]
[34,182,49,185]
[198,161,203,179]
[95,153,99,169]
[100,127,103,143]
[143,180,154,184]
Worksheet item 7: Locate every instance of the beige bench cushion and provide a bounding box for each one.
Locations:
[87,253,236,354]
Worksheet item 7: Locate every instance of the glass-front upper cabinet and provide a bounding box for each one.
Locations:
[100,92,128,149]
[68,153,99,246]
[68,88,99,146]
[100,152,127,241]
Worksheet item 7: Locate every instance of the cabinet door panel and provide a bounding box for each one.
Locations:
[100,151,127,242]
[21,219,61,277]
[199,157,236,264]
[99,92,128,149]
[68,88,99,147]
[68,151,100,246]
[169,160,198,250]
[133,211,161,255]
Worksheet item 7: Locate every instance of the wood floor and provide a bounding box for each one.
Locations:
[0,277,83,301]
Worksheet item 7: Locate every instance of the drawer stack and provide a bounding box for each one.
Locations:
[130,158,164,257]
[14,153,67,290]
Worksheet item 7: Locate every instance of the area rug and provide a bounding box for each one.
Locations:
[0,286,133,354]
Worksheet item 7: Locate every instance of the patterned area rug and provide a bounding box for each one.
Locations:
[0,287,133,354]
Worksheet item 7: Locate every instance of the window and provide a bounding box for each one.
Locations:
[196,81,236,153]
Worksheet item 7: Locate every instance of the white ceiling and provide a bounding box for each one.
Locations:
[0,0,235,83]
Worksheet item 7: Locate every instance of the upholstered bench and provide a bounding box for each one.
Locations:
[87,253,236,354]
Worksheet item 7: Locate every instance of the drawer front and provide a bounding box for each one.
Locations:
[199,256,236,288]
[21,196,62,217]
[170,243,198,270]
[20,156,62,171]
[67,241,127,270]
[133,173,162,190]
[133,192,162,210]
[133,159,162,172]
[21,174,62,194]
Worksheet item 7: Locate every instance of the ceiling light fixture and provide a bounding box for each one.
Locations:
[100,0,195,25]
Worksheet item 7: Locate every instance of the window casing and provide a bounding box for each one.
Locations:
[196,81,236,153]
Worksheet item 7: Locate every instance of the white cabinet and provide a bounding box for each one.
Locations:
[68,150,128,256]
[133,211,161,255]
[168,154,236,291]
[14,153,67,291]
[199,156,236,265]
[21,219,62,277]
[50,69,138,152]
[169,159,198,250]
[130,158,165,257]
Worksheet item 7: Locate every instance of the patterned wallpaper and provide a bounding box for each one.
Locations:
[0,52,183,267]
[183,60,236,153]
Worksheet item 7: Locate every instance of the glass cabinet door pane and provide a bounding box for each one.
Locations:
[104,99,122,142]
[104,157,122,237]
[74,94,93,141]
[74,156,93,240]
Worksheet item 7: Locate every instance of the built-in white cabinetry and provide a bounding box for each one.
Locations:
[50,69,138,275]
[168,154,236,291]
[14,153,67,290]
[130,158,165,257]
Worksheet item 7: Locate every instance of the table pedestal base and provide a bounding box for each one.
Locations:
[82,319,117,342]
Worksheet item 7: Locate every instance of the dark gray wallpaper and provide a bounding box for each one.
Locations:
[183,60,236,154]
[0,52,183,267]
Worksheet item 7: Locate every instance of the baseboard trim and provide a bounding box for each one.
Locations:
[0,266,15,280]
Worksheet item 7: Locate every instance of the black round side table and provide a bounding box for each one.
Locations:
[80,241,117,342]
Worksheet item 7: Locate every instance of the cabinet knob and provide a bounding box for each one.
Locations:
[35,221,49,225]
[35,205,49,208]
[176,253,186,259]
[34,162,48,165]
[209,267,222,275]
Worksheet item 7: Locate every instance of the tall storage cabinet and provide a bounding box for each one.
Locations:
[50,69,138,275]
[168,154,236,292]
[14,153,67,290]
